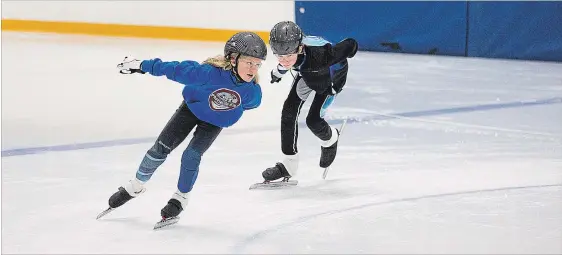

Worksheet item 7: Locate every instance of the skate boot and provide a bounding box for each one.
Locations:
[262,162,291,181]
[108,178,146,208]
[97,178,146,220]
[320,128,340,168]
[153,191,189,229]
[161,190,190,219]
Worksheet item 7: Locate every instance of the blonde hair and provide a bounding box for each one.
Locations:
[202,53,260,83]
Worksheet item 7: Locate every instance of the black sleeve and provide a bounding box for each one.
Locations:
[327,38,359,65]
[298,40,357,95]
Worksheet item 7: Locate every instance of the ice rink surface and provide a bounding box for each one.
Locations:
[2,32,561,254]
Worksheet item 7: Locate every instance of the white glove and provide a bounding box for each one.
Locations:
[117,56,145,74]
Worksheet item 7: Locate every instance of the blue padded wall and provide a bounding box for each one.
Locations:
[467,1,562,62]
[295,1,468,56]
[295,1,562,62]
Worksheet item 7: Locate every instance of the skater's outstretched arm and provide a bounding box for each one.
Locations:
[140,58,211,86]
[117,56,211,86]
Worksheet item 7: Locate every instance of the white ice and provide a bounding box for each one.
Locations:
[2,32,562,254]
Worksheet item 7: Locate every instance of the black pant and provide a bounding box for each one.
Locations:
[280,75,338,156]
[137,102,222,193]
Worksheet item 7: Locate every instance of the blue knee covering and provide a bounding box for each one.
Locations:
[178,148,202,193]
[320,95,336,118]
[136,150,167,182]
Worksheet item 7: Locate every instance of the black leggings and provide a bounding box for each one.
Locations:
[280,75,334,156]
[136,102,222,193]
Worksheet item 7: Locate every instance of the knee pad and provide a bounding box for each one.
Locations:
[181,148,202,171]
[178,148,202,193]
[320,95,336,118]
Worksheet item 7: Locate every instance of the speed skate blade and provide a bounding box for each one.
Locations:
[96,207,115,220]
[153,217,180,230]
[322,167,330,180]
[322,119,347,180]
[249,180,298,190]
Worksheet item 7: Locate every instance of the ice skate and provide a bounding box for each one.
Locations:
[96,179,146,219]
[320,129,340,168]
[262,162,291,181]
[250,162,298,190]
[320,120,347,179]
[154,191,189,230]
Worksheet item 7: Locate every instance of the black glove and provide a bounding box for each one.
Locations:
[270,70,282,83]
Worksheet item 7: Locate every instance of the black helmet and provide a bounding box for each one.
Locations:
[269,21,303,55]
[224,32,267,60]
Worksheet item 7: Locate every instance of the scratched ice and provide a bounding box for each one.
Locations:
[2,32,561,254]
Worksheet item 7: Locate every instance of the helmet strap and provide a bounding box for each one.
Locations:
[231,54,244,83]
[298,44,305,54]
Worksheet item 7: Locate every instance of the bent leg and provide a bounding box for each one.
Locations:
[136,102,197,182]
[177,120,222,193]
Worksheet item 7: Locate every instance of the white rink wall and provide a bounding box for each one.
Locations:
[2,0,295,31]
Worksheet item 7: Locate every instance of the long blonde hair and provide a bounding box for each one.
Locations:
[202,53,260,83]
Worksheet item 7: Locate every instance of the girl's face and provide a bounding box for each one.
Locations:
[233,56,263,82]
[276,53,299,68]
[275,45,302,68]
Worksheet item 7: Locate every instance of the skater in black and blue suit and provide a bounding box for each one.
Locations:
[262,21,358,182]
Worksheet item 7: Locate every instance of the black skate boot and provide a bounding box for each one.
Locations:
[153,191,189,229]
[108,187,134,208]
[154,199,183,229]
[320,129,340,168]
[160,190,189,219]
[161,198,183,219]
[108,179,146,208]
[262,162,291,181]
[97,179,146,220]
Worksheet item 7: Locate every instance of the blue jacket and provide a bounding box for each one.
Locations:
[140,58,262,128]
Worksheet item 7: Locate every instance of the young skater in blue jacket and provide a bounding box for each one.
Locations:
[98,32,267,224]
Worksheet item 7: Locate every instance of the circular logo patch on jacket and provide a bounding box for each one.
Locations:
[208,88,241,111]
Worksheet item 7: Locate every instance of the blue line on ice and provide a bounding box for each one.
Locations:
[2,97,561,157]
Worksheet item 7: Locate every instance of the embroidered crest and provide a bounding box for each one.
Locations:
[208,88,241,111]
